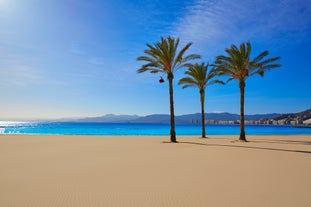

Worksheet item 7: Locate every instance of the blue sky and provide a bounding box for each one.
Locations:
[0,0,310,120]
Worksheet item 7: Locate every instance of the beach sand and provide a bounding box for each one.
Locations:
[0,134,310,207]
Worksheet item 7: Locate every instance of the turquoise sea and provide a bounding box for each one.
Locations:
[0,122,310,135]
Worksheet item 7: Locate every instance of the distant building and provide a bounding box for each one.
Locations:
[259,119,268,124]
[272,120,278,125]
[278,119,289,125]
[218,120,238,124]
[191,119,200,124]
[290,120,297,125]
[201,117,310,126]
[303,118,311,125]
[205,120,216,124]
[290,119,303,125]
[245,120,256,125]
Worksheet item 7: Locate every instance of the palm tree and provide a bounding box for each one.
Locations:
[178,62,224,138]
[214,41,281,141]
[137,36,201,142]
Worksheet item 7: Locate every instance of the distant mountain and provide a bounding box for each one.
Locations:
[74,112,280,124]
[131,112,279,124]
[245,113,280,121]
[130,114,170,124]
[273,108,311,121]
[77,114,140,123]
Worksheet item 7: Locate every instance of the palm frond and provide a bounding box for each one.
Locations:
[179,62,224,91]
[136,36,199,78]
[178,77,197,89]
[175,42,191,63]
[252,50,269,63]
[137,67,163,74]
[214,41,281,81]
[226,77,235,83]
[174,44,201,71]
[180,54,201,64]
[258,70,264,77]
[261,63,282,70]
[258,56,281,66]
[136,56,156,62]
[137,67,148,73]
[209,80,226,85]
[245,41,251,61]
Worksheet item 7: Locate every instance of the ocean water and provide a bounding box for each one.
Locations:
[0,122,310,135]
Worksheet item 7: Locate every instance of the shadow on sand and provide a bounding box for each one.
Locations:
[250,139,311,146]
[163,139,311,154]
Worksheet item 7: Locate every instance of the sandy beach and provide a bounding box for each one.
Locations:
[0,134,310,207]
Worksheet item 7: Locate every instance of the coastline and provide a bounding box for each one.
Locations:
[1,122,311,136]
[1,134,310,207]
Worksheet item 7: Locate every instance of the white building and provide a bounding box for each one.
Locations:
[303,118,311,125]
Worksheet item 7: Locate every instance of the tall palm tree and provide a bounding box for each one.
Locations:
[178,62,224,138]
[214,41,281,141]
[137,36,201,142]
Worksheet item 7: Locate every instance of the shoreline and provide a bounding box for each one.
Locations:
[1,134,310,207]
[1,122,311,136]
[1,133,311,135]
[1,133,311,137]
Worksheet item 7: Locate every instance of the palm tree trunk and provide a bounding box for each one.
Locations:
[239,80,246,141]
[200,89,206,138]
[168,72,177,142]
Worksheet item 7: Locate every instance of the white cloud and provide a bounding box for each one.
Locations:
[171,0,311,54]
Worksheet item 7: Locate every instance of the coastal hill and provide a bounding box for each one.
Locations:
[272,108,311,122]
[77,114,140,123]
[77,112,280,124]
